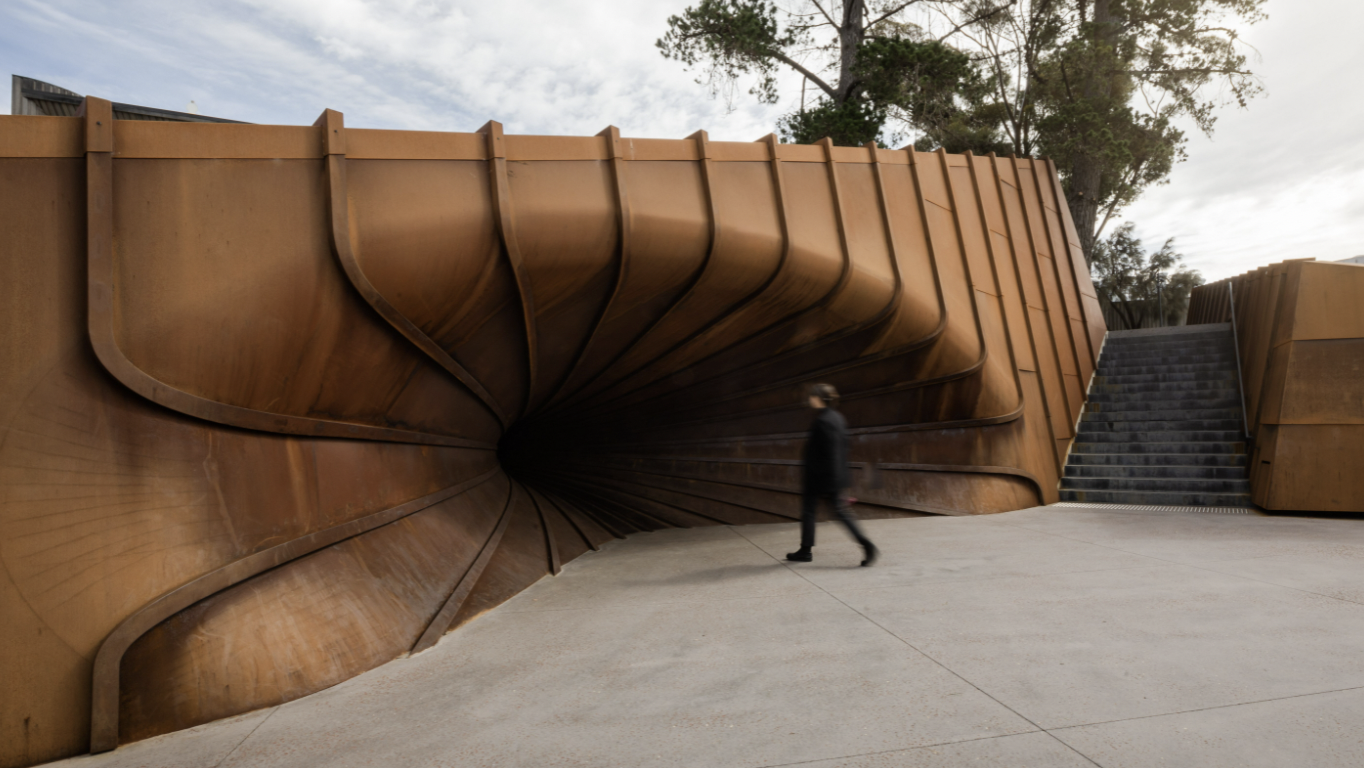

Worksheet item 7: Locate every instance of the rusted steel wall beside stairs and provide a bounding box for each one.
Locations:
[0,99,1103,767]
[1188,259,1364,511]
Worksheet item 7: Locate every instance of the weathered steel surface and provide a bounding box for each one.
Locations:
[1188,259,1364,511]
[0,99,1103,767]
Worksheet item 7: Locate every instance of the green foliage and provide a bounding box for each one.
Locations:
[779,98,885,146]
[659,1,995,147]
[1091,222,1204,327]
[658,0,1264,259]
[657,0,802,106]
[857,37,1011,153]
[969,0,1266,258]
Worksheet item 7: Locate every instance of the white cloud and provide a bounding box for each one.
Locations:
[2,0,1361,280]
[1119,0,1364,279]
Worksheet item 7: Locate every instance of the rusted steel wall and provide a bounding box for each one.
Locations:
[1189,259,1364,511]
[0,98,1103,767]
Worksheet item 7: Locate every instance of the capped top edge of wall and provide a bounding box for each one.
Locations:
[0,97,1059,166]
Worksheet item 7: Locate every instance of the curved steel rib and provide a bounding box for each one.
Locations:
[482,120,539,419]
[316,109,510,428]
[83,99,492,450]
[90,468,500,753]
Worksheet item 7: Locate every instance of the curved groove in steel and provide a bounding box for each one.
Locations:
[607,400,1026,449]
[411,476,518,654]
[89,467,501,753]
[548,129,722,410]
[936,149,1021,414]
[538,491,601,552]
[525,487,563,575]
[318,111,509,428]
[481,120,539,418]
[1008,154,1076,425]
[562,140,942,422]
[82,101,493,451]
[628,141,955,423]
[962,151,1028,406]
[567,133,798,410]
[539,126,634,411]
[1025,157,1087,400]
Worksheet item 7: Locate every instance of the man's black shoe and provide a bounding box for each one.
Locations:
[861,542,879,567]
[786,550,813,562]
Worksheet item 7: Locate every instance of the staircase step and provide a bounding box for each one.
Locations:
[1087,391,1240,407]
[1077,430,1243,444]
[1095,362,1239,376]
[1065,464,1249,480]
[1104,338,1228,351]
[1071,441,1245,455]
[1066,452,1248,467]
[1063,327,1250,507]
[1095,370,1237,385]
[1091,380,1240,395]
[1104,330,1231,346]
[1099,352,1237,368]
[1082,407,1242,422]
[1079,419,1242,434]
[1058,488,1253,507]
[1061,476,1251,493]
[1101,349,1236,365]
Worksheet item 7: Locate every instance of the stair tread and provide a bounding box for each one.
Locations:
[1065,326,1250,505]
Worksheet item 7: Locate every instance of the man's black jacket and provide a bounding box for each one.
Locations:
[802,407,849,495]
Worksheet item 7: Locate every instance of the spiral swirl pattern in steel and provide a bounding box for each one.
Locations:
[0,98,1104,766]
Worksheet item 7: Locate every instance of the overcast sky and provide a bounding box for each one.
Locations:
[3,0,1360,281]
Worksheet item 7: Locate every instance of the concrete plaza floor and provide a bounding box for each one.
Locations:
[52,504,1364,768]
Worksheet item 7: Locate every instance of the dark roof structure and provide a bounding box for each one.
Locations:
[10,75,246,123]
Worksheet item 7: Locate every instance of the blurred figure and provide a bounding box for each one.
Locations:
[786,383,878,566]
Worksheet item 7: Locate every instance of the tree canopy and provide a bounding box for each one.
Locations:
[658,0,1266,262]
[1091,221,1204,328]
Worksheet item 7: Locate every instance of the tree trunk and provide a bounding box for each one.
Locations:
[1068,161,1102,265]
[836,0,866,103]
[1068,0,1115,265]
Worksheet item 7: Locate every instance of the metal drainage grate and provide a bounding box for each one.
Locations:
[1052,502,1254,515]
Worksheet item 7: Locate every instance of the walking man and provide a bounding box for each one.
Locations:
[787,383,878,566]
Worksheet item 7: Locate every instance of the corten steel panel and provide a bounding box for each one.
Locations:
[0,101,1103,767]
[1189,260,1364,511]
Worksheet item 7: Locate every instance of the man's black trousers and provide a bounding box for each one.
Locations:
[800,492,872,550]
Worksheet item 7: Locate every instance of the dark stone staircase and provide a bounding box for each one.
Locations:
[1059,323,1252,507]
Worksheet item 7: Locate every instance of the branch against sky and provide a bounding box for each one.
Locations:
[658,0,1265,265]
[953,0,1266,261]
[1091,221,1203,327]
[658,0,1015,147]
